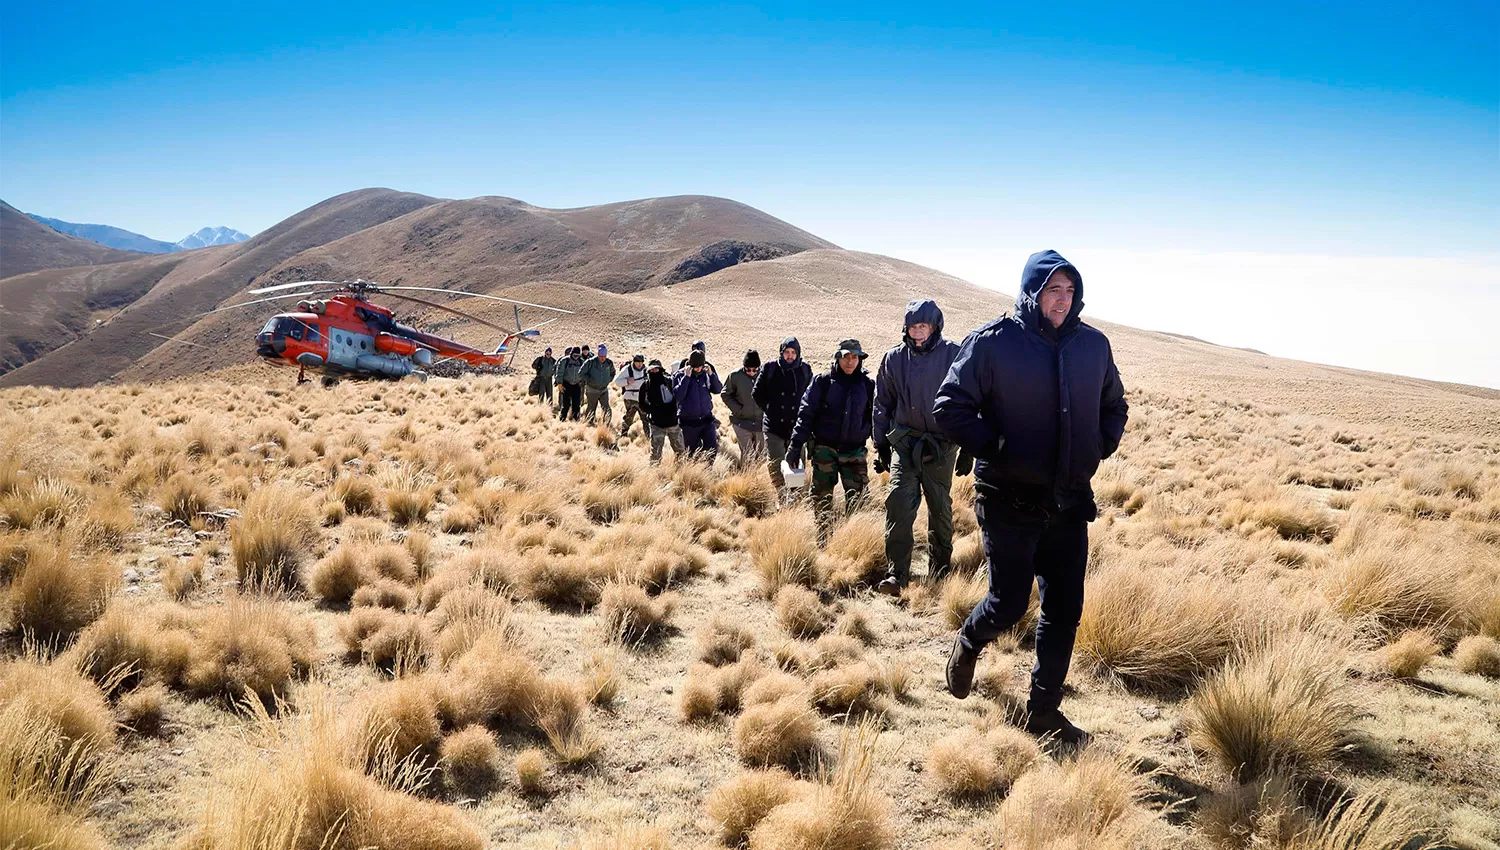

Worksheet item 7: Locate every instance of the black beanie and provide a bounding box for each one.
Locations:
[689,350,706,369]
[744,349,761,369]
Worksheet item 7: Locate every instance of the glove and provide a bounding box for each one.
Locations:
[955,450,974,477]
[787,444,804,469]
[874,443,891,474]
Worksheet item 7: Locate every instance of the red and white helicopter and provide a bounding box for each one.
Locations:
[210,279,571,385]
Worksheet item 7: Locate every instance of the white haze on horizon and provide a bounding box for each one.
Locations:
[894,247,1500,391]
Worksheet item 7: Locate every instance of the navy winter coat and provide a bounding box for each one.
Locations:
[673,368,722,425]
[790,361,875,454]
[874,299,962,448]
[751,336,813,439]
[933,250,1128,512]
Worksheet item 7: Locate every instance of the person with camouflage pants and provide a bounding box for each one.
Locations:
[788,339,876,542]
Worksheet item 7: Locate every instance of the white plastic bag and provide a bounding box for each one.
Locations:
[781,459,806,489]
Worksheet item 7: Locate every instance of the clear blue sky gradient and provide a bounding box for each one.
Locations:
[2,2,1497,385]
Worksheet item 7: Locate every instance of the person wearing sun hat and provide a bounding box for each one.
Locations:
[788,338,876,541]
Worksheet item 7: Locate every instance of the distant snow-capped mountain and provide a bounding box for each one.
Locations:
[176,226,249,250]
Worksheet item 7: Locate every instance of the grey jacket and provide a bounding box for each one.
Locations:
[874,299,961,449]
[720,368,764,429]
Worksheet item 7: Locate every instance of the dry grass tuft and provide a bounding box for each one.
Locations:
[926,726,1039,798]
[823,513,887,591]
[185,596,318,706]
[0,659,116,765]
[733,695,817,768]
[118,683,169,737]
[1323,540,1475,640]
[5,536,117,641]
[159,472,213,525]
[1377,630,1439,679]
[699,617,756,665]
[514,747,549,794]
[747,719,891,850]
[1075,567,1240,690]
[163,555,205,601]
[309,545,368,605]
[340,607,430,671]
[938,569,986,631]
[71,601,156,692]
[1186,633,1355,781]
[706,768,800,847]
[994,749,1151,848]
[331,473,381,516]
[352,577,417,611]
[516,552,602,611]
[808,662,890,718]
[598,582,677,643]
[580,649,621,706]
[1454,635,1500,678]
[750,511,822,594]
[439,725,500,794]
[0,697,112,850]
[230,485,318,590]
[351,676,444,776]
[718,472,779,518]
[776,585,833,639]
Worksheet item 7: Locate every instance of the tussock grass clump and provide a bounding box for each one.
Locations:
[0,659,116,767]
[118,683,169,737]
[163,555,205,601]
[331,473,380,515]
[1454,635,1500,678]
[1075,567,1239,690]
[682,658,769,720]
[808,662,890,718]
[747,720,891,850]
[776,585,833,639]
[1186,634,1355,780]
[823,513,887,591]
[383,465,436,525]
[580,480,658,525]
[699,617,756,665]
[1377,630,1439,679]
[6,537,117,641]
[717,472,778,518]
[445,640,546,729]
[230,485,318,590]
[938,569,987,630]
[159,472,213,525]
[516,552,602,611]
[71,601,157,692]
[1402,462,1482,501]
[309,545,368,605]
[0,475,82,530]
[352,578,417,611]
[340,607,430,671]
[833,608,877,646]
[926,726,1038,798]
[581,650,621,706]
[706,768,800,847]
[598,582,677,643]
[744,672,807,708]
[1323,537,1475,640]
[732,695,817,768]
[440,501,481,533]
[0,698,111,850]
[950,533,985,575]
[530,679,600,766]
[439,726,501,795]
[352,677,444,775]
[514,747,549,794]
[994,750,1151,848]
[185,597,318,706]
[367,542,417,583]
[750,511,822,594]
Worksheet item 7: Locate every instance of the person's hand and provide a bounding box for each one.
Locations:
[874,444,891,474]
[955,450,974,477]
[788,444,804,469]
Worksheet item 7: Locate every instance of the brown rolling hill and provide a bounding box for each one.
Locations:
[0,199,145,278]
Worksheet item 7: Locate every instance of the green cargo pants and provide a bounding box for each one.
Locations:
[811,443,869,542]
[883,429,958,584]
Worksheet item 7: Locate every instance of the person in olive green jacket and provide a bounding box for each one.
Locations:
[555,347,586,421]
[580,344,618,426]
[721,349,766,468]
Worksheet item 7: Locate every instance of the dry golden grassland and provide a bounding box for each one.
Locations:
[0,373,1497,850]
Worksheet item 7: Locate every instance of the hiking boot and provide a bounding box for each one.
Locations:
[945,635,978,699]
[1024,708,1092,746]
[875,577,904,597]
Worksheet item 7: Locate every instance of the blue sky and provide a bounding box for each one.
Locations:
[2,2,1497,386]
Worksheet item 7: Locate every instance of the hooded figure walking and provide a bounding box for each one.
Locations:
[642,359,686,464]
[788,339,875,541]
[721,350,766,468]
[934,250,1128,745]
[873,300,970,596]
[752,337,813,500]
[673,349,723,460]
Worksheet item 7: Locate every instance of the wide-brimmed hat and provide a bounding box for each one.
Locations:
[836,339,868,359]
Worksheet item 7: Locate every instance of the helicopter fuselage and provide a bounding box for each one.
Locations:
[255,294,511,380]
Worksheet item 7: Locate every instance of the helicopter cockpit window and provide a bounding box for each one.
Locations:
[306,325,320,343]
[287,323,303,341]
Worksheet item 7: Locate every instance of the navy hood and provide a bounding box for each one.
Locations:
[779,336,802,362]
[1014,250,1084,335]
[902,299,945,349]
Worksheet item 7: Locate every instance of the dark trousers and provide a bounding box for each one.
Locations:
[558,383,582,421]
[681,418,718,460]
[959,496,1088,714]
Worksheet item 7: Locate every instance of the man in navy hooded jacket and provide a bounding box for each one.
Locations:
[933,250,1128,744]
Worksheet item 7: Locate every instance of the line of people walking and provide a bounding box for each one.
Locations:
[529,250,1128,744]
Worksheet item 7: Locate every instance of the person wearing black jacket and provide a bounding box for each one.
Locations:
[530,347,556,406]
[788,339,875,541]
[933,250,1128,745]
[751,336,813,498]
[641,359,686,464]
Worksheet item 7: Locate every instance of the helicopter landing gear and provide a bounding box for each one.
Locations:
[321,375,340,389]
[412,370,429,383]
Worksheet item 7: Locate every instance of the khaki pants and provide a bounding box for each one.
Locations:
[733,423,766,468]
[767,432,789,490]
[584,387,612,426]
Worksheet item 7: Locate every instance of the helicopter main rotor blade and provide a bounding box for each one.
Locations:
[204,290,341,314]
[147,332,208,348]
[380,286,574,314]
[247,280,346,295]
[378,291,514,335]
[518,318,559,334]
